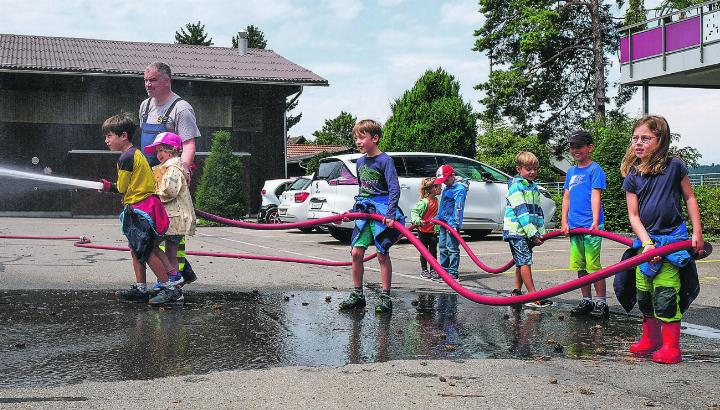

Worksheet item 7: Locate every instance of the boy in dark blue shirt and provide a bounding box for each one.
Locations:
[338,119,403,314]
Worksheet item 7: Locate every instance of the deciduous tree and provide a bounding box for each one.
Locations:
[312,111,357,148]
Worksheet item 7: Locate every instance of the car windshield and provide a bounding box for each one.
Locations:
[289,177,311,191]
[317,160,342,180]
[439,157,509,182]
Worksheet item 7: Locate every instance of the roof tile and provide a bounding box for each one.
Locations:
[287,144,352,160]
[0,33,328,85]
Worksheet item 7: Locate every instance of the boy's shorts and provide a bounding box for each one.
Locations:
[508,237,534,267]
[162,235,184,245]
[353,223,377,250]
[569,230,603,273]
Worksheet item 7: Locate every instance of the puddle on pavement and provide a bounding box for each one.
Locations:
[1,289,719,388]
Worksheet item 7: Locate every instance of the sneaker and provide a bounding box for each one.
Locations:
[180,260,197,285]
[589,300,610,319]
[524,299,553,308]
[116,284,149,303]
[148,286,184,306]
[510,288,523,297]
[151,280,162,292]
[570,299,595,317]
[375,295,393,314]
[430,270,442,281]
[338,292,366,311]
[151,272,184,291]
[449,272,459,280]
[168,272,184,286]
[420,269,433,279]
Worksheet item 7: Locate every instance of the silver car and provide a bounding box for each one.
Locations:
[306,152,556,242]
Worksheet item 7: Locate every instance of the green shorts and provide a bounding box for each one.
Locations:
[636,262,681,322]
[569,231,602,273]
[353,223,377,250]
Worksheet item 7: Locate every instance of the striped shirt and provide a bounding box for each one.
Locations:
[502,175,545,240]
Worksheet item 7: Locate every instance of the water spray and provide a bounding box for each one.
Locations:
[0,167,103,190]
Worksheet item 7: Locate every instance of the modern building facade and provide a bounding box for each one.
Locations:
[619,1,720,111]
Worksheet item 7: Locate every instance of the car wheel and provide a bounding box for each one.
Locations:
[328,226,352,243]
[298,227,314,233]
[465,229,492,240]
[264,208,281,224]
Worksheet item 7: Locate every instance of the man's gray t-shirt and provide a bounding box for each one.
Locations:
[139,92,201,142]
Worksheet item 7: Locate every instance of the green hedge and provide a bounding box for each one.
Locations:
[550,191,563,228]
[691,185,720,234]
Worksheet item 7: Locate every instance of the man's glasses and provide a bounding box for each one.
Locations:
[630,135,657,144]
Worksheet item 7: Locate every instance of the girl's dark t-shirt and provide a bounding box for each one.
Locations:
[622,157,688,235]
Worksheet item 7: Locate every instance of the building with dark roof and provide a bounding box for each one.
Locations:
[0,33,327,216]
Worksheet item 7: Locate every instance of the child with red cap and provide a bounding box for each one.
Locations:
[435,164,468,280]
[143,132,197,299]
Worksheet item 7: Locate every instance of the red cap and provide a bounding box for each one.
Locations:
[435,164,454,184]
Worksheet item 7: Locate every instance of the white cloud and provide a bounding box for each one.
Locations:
[307,62,362,76]
[377,0,408,6]
[375,24,466,51]
[291,71,392,138]
[627,88,720,164]
[440,1,485,27]
[320,0,364,21]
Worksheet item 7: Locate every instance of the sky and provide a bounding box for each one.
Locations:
[1,0,718,165]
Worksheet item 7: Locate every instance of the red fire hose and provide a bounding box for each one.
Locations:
[0,210,703,306]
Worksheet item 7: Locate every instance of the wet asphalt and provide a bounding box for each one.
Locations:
[2,217,720,402]
[2,289,720,389]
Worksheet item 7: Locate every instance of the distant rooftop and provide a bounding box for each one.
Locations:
[0,33,328,86]
[287,144,353,162]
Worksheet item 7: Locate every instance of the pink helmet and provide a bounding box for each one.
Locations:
[143,132,183,154]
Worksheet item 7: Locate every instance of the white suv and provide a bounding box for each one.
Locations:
[306,152,556,242]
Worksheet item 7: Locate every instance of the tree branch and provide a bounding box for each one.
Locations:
[558,1,591,11]
[545,72,592,124]
[528,45,593,74]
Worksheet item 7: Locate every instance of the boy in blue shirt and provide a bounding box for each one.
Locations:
[561,130,608,318]
[338,119,403,314]
[435,165,468,280]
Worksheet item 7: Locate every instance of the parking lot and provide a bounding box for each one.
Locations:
[2,217,720,328]
[2,217,720,407]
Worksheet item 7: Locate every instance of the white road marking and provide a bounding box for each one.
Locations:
[197,232,342,262]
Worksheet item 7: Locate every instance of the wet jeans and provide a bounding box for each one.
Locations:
[439,226,460,276]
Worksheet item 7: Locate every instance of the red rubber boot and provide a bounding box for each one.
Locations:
[652,321,682,364]
[629,316,662,355]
